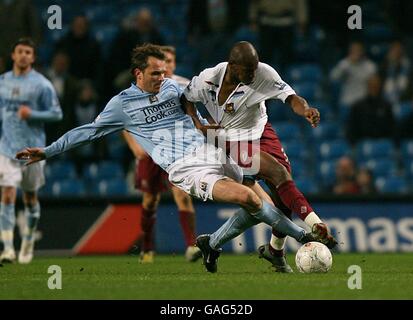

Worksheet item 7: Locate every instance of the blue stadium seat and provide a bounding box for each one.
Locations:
[83,161,124,180]
[404,159,413,178]
[363,24,394,42]
[356,139,395,160]
[359,159,397,178]
[310,122,342,141]
[282,141,309,160]
[287,64,322,83]
[316,161,337,187]
[375,176,409,194]
[393,102,413,121]
[45,161,77,182]
[401,140,413,166]
[291,82,321,102]
[97,179,129,196]
[272,122,301,141]
[317,140,350,160]
[294,178,319,194]
[51,179,86,196]
[289,160,308,178]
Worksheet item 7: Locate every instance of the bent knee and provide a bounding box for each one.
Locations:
[236,188,261,211]
[143,193,161,211]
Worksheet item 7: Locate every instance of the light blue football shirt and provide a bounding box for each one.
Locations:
[44,79,206,170]
[0,69,62,158]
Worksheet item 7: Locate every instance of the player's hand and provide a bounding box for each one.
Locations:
[17,105,32,120]
[199,124,223,137]
[15,147,46,165]
[304,108,320,128]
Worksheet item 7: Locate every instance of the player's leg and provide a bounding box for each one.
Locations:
[140,191,160,263]
[256,151,337,248]
[0,155,23,263]
[18,191,40,264]
[197,178,318,273]
[18,160,45,264]
[171,185,201,262]
[0,186,17,263]
[134,158,168,263]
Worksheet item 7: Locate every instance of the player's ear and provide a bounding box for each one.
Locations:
[135,68,143,79]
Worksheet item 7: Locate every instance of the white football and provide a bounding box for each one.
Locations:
[295,242,333,273]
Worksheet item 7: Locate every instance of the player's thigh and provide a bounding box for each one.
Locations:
[171,185,194,212]
[248,182,274,205]
[0,154,23,189]
[255,151,291,182]
[21,160,45,193]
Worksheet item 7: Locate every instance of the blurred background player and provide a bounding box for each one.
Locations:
[184,41,336,272]
[122,45,201,264]
[0,38,62,264]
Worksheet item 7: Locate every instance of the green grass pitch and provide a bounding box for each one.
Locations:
[0,253,412,299]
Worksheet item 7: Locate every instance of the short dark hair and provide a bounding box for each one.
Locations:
[12,37,36,53]
[130,43,165,75]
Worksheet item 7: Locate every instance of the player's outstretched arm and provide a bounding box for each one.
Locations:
[16,148,45,165]
[286,94,320,128]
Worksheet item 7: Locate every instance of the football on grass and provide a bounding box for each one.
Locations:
[295,242,333,273]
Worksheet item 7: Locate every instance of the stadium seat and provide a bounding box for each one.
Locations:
[375,176,409,194]
[393,102,413,121]
[83,161,124,181]
[317,140,350,160]
[291,82,321,102]
[51,179,86,196]
[289,160,308,178]
[45,161,77,182]
[404,159,413,178]
[97,179,129,196]
[282,141,309,160]
[359,159,397,178]
[356,139,395,160]
[316,161,337,188]
[294,178,319,194]
[272,122,302,142]
[310,122,342,141]
[286,64,322,83]
[401,140,413,166]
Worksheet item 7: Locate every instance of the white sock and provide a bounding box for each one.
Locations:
[270,234,287,251]
[304,212,322,228]
[1,230,14,251]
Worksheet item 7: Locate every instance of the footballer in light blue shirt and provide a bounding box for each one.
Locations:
[17,44,325,272]
[0,38,62,264]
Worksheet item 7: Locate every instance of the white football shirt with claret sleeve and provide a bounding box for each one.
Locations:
[184,62,295,141]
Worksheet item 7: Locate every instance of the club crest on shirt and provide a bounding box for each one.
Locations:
[224,103,235,114]
[200,181,208,192]
[149,95,158,103]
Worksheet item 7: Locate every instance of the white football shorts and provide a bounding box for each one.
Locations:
[0,153,45,192]
[166,144,243,201]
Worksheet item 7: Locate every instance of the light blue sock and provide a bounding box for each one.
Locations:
[24,202,41,241]
[252,201,306,242]
[0,203,16,250]
[209,208,260,250]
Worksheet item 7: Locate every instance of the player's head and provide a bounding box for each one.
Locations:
[131,43,166,94]
[11,38,36,71]
[160,46,176,78]
[228,41,259,85]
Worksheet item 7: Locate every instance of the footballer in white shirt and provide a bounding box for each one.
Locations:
[184,41,337,272]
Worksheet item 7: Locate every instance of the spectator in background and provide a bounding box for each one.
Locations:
[346,75,395,145]
[330,42,377,108]
[0,0,41,67]
[356,168,376,195]
[69,80,104,165]
[333,156,359,195]
[188,0,249,69]
[379,41,411,105]
[249,0,308,69]
[108,8,164,87]
[45,52,78,143]
[55,15,102,86]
